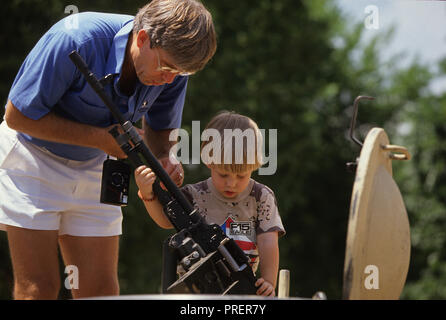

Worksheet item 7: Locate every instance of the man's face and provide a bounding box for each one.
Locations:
[132,29,179,86]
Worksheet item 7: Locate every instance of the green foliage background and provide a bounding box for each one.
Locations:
[0,0,445,299]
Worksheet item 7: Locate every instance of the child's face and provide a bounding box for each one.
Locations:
[208,166,253,199]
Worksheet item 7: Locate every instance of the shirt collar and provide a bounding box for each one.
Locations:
[105,19,134,76]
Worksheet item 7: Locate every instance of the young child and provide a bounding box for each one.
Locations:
[134,111,285,296]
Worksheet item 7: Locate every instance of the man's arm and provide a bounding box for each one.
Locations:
[4,100,127,159]
[142,117,184,186]
[142,117,178,159]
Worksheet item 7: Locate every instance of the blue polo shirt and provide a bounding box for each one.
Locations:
[7,12,188,161]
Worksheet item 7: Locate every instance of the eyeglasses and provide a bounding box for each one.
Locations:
[154,48,194,76]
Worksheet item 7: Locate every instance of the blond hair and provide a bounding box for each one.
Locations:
[201,111,264,173]
[133,0,217,74]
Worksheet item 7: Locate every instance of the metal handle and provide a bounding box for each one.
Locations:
[381,144,411,161]
[349,95,375,147]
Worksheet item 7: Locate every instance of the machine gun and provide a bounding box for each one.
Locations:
[69,50,258,295]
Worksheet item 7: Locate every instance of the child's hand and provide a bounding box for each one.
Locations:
[135,165,156,198]
[255,278,275,296]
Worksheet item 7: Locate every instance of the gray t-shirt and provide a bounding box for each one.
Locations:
[181,178,285,273]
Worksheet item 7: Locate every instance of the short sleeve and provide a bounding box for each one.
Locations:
[256,189,286,237]
[145,75,188,130]
[8,31,78,120]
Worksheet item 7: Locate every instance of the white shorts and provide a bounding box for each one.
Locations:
[0,121,123,236]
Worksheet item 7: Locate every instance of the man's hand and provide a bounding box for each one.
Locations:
[100,125,128,159]
[140,120,183,187]
[158,154,184,188]
[101,125,144,159]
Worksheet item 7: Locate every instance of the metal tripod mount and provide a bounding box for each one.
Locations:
[69,50,258,295]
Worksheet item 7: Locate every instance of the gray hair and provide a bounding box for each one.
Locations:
[133,0,217,73]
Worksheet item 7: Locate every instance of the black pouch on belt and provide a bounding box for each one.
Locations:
[100,158,131,206]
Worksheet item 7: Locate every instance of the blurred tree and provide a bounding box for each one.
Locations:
[393,59,446,299]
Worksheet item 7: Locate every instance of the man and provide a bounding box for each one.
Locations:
[0,0,216,299]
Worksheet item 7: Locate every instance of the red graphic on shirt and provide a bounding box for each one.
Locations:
[221,216,258,268]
